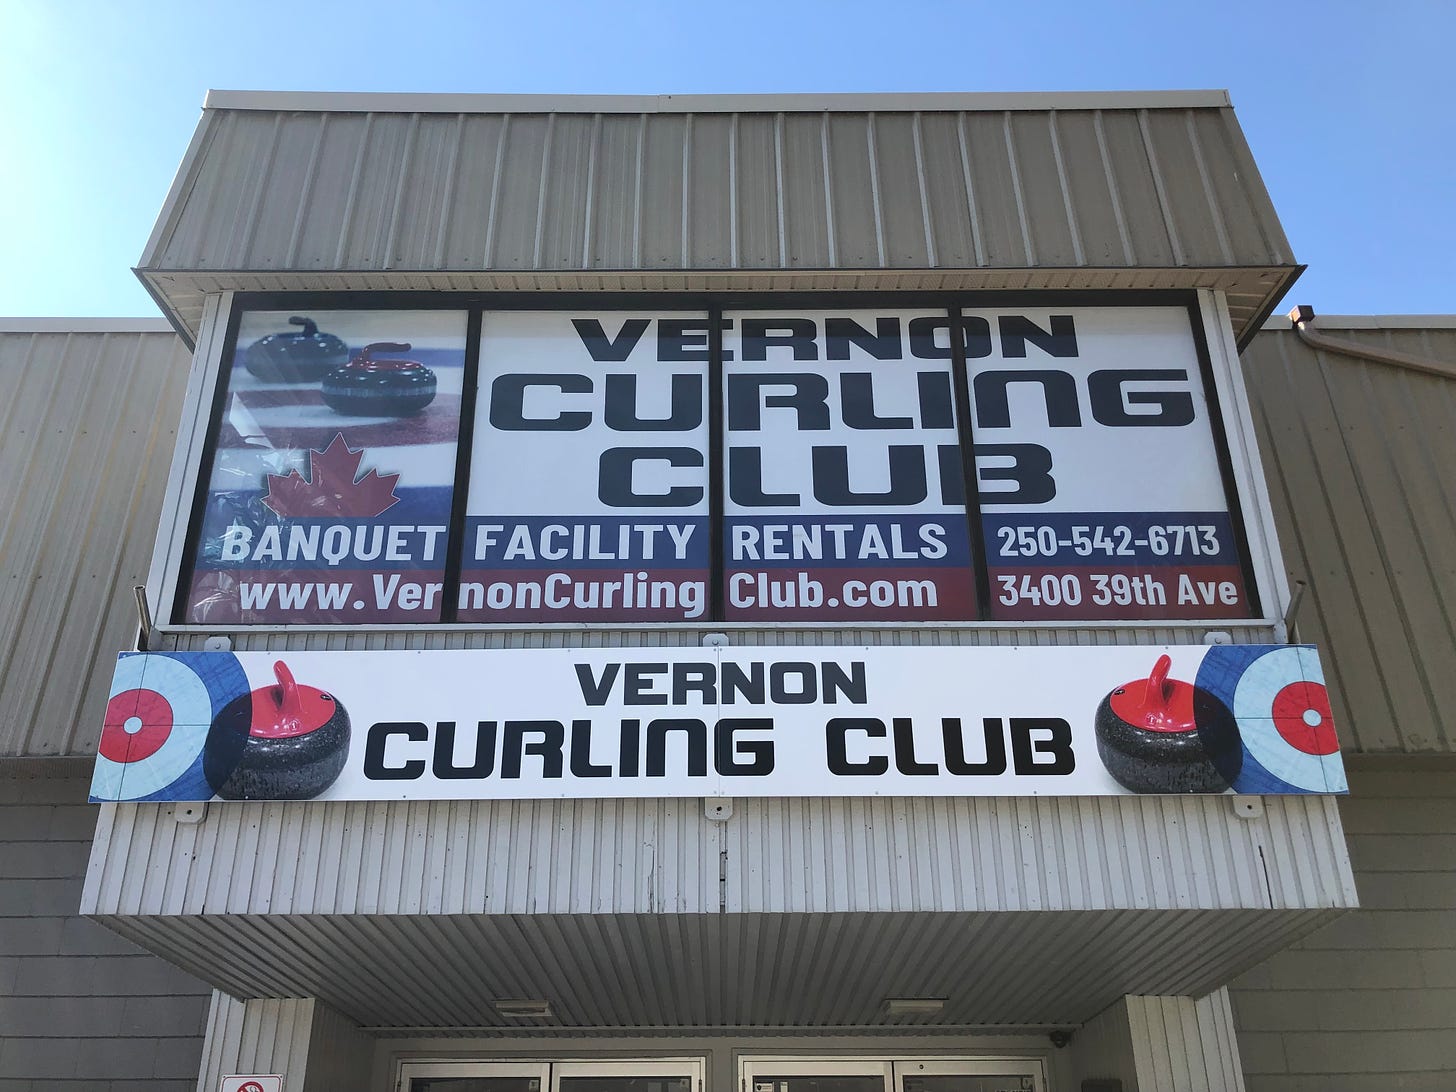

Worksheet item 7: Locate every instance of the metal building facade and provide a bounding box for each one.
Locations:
[10,90,1445,1091]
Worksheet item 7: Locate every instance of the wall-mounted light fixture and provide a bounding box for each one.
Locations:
[883,998,946,1016]
[493,999,552,1018]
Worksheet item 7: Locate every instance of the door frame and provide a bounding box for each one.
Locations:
[739,1055,1046,1092]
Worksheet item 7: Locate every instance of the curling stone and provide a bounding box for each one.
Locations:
[1095,653,1241,793]
[320,341,437,416]
[243,316,350,382]
[205,660,351,800]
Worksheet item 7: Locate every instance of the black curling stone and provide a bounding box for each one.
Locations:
[243,316,350,382]
[205,660,351,800]
[1095,653,1241,793]
[321,341,437,416]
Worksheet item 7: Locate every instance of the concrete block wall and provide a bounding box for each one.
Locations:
[0,765,211,1091]
[1230,763,1456,1090]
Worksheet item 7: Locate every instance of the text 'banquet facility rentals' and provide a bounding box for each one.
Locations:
[2,90,1454,1091]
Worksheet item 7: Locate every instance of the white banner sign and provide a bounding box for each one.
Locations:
[92,644,1345,803]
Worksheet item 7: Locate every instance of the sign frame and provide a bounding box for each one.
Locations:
[146,289,1286,632]
[91,644,1347,804]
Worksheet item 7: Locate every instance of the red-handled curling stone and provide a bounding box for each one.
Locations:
[320,341,437,417]
[204,660,351,800]
[1095,654,1241,793]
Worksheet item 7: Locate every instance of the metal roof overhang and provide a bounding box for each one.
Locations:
[138,265,1300,353]
[92,906,1339,1032]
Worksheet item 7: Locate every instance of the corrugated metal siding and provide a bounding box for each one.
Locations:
[1241,325,1456,753]
[81,792,1353,1029]
[139,102,1296,341]
[195,993,374,1092]
[149,107,1292,272]
[0,330,192,757]
[163,624,1278,653]
[724,795,1353,915]
[196,992,314,1089]
[83,795,1353,919]
[91,907,1340,1033]
[1126,991,1246,1091]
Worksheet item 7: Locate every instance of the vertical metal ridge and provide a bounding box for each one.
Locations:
[531,113,556,269]
[235,113,284,266]
[1136,108,1185,266]
[680,113,693,266]
[579,111,602,267]
[482,114,511,267]
[632,113,647,269]
[773,113,788,267]
[330,112,374,268]
[820,112,838,266]
[728,113,740,267]
[911,113,938,267]
[1092,110,1137,265]
[381,112,422,268]
[966,113,997,268]
[1184,110,1235,265]
[865,114,887,266]
[430,113,468,268]
[283,114,329,267]
[1001,111,1035,265]
[1046,110,1085,266]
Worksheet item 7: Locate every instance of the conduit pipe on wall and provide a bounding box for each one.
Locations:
[1287,305,1456,380]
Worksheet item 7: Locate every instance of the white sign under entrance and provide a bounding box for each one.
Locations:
[92,644,1344,803]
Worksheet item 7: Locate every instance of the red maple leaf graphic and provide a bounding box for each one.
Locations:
[262,434,401,518]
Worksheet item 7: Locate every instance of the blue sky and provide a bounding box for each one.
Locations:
[3,0,1452,317]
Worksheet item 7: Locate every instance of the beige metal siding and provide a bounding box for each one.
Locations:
[196,993,314,1089]
[139,98,1295,342]
[1126,991,1246,1091]
[81,792,1354,1029]
[1230,762,1456,1088]
[1241,324,1456,753]
[0,328,192,757]
[195,993,374,1092]
[83,795,1353,920]
[146,105,1295,270]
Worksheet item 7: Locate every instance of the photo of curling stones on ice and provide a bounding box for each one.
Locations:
[239,316,440,419]
[243,316,351,382]
[203,660,352,800]
[320,341,438,416]
[1095,653,1242,793]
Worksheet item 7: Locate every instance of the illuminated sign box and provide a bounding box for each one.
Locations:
[170,297,1262,626]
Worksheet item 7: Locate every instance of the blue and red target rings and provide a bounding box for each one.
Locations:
[93,653,250,801]
[1196,646,1344,794]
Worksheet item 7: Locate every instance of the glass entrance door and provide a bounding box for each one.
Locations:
[741,1058,1042,1092]
[405,1061,549,1092]
[898,1058,1040,1092]
[744,1058,892,1092]
[403,1060,704,1092]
